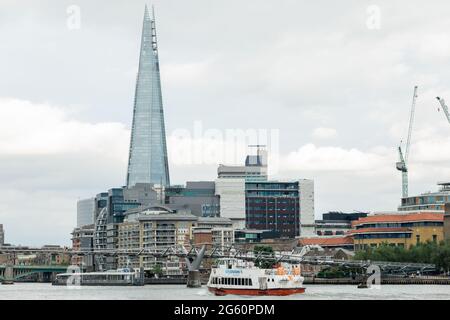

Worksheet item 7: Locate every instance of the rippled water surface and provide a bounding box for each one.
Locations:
[1,283,449,300]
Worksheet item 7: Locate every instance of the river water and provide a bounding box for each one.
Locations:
[1,283,449,300]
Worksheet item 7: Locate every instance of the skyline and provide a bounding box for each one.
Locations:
[1,0,450,246]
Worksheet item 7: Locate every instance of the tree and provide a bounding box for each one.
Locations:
[151,263,164,277]
[253,245,276,269]
[354,240,450,274]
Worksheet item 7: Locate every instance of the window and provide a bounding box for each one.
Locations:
[432,235,437,243]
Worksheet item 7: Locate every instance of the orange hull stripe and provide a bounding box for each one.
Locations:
[208,287,305,296]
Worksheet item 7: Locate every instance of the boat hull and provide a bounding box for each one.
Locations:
[208,286,305,296]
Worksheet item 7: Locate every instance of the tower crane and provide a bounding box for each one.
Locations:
[396,86,418,198]
[435,96,450,124]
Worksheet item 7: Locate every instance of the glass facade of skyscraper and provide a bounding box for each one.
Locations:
[127,6,170,188]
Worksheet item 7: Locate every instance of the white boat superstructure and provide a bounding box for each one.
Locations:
[207,258,305,296]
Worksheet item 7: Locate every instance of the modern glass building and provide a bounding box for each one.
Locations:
[399,182,450,212]
[127,6,170,188]
[76,198,96,228]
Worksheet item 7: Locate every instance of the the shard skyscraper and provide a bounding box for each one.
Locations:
[127,6,170,188]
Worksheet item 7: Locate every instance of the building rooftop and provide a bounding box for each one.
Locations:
[197,217,232,224]
[298,236,353,247]
[353,212,444,227]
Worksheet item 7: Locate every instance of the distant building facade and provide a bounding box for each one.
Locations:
[93,183,158,270]
[195,217,234,251]
[118,205,197,276]
[165,181,220,217]
[298,235,354,251]
[444,203,450,241]
[71,224,95,271]
[217,147,268,181]
[245,180,315,238]
[234,229,281,243]
[399,182,450,212]
[77,198,96,228]
[351,212,444,250]
[0,224,4,246]
[315,211,368,236]
[215,148,315,238]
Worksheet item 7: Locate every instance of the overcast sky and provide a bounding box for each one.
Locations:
[1,0,450,246]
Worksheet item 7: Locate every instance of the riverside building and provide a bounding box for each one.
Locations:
[94,183,158,270]
[118,205,197,276]
[71,224,95,271]
[351,211,444,250]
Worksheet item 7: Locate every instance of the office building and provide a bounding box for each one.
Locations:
[126,6,170,188]
[165,181,220,217]
[77,198,96,228]
[315,211,368,236]
[215,178,246,228]
[399,182,450,212]
[234,229,281,243]
[217,146,268,181]
[94,183,158,270]
[245,180,315,238]
[215,148,315,238]
[0,224,4,246]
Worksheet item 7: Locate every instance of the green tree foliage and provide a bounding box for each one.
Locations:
[354,240,450,272]
[151,263,164,277]
[253,245,276,269]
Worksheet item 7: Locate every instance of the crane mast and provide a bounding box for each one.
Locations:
[396,86,418,198]
[436,97,450,124]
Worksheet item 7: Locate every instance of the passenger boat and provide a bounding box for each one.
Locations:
[52,268,144,286]
[207,258,305,296]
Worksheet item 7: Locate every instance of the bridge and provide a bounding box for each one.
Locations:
[1,244,437,277]
[68,244,437,275]
[0,265,68,282]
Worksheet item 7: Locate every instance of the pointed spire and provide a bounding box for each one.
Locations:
[144,4,150,19]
